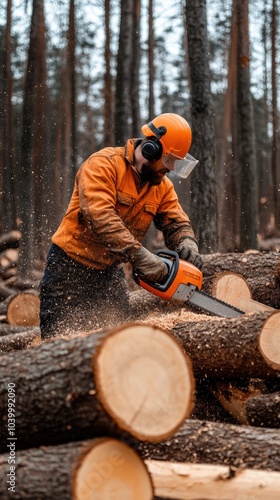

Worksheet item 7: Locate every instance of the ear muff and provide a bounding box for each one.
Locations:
[141,138,162,161]
[141,123,167,162]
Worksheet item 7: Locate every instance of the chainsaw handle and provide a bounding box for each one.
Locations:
[134,249,179,292]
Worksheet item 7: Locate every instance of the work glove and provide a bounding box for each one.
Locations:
[131,247,169,284]
[175,238,203,270]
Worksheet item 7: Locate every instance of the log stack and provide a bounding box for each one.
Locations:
[0,244,279,498]
[0,231,41,326]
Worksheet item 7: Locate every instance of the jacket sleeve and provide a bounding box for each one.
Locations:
[78,154,141,259]
[153,180,198,249]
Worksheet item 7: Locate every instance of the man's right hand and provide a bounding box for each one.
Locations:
[131,247,168,283]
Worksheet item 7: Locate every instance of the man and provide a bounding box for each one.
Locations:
[39,113,202,339]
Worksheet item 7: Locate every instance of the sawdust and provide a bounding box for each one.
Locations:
[138,308,211,330]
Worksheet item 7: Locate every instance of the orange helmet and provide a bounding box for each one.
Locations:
[141,113,192,158]
[141,113,198,179]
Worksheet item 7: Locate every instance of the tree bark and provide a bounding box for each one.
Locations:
[168,311,280,378]
[202,251,280,280]
[147,459,280,500]
[136,418,280,471]
[0,284,16,301]
[0,231,21,253]
[0,325,37,336]
[103,0,113,145]
[209,379,270,425]
[246,391,280,428]
[201,251,280,308]
[114,0,134,144]
[185,0,218,253]
[0,438,153,500]
[0,323,194,452]
[236,0,258,250]
[0,327,40,352]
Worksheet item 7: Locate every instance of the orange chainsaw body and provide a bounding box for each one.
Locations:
[137,251,203,301]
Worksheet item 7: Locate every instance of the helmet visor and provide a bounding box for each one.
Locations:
[162,153,199,179]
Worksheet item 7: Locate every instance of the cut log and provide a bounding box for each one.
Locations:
[0,230,21,252]
[246,391,280,428]
[0,291,40,326]
[136,419,280,471]
[246,275,280,308]
[202,251,280,281]
[0,282,16,301]
[0,323,194,452]
[0,325,35,336]
[211,272,275,313]
[94,323,194,441]
[202,251,280,308]
[0,248,18,273]
[167,311,280,378]
[4,274,41,290]
[209,379,269,425]
[190,379,248,424]
[0,327,41,352]
[0,438,153,500]
[146,460,280,500]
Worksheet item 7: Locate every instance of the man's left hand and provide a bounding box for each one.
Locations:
[175,238,202,270]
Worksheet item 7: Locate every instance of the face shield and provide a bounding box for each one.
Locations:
[162,152,199,179]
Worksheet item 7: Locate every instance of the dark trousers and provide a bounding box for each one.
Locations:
[39,244,130,339]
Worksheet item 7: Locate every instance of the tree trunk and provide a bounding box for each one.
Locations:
[62,0,77,212]
[0,0,16,233]
[185,0,218,253]
[210,271,275,313]
[18,0,48,277]
[271,0,280,226]
[0,323,194,452]
[103,0,113,145]
[0,438,153,500]
[114,0,134,144]
[202,251,280,280]
[148,0,155,118]
[246,391,280,428]
[136,418,280,471]
[202,251,280,308]
[147,459,280,500]
[219,0,239,251]
[236,0,258,250]
[168,311,280,378]
[130,0,141,136]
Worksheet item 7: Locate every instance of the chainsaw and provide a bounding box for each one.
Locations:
[135,249,244,318]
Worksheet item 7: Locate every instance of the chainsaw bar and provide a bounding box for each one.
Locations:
[189,289,244,318]
[172,284,243,318]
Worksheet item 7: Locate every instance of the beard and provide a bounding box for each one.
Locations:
[140,162,167,186]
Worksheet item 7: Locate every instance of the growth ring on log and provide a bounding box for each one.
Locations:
[73,438,153,499]
[6,292,40,326]
[211,271,274,313]
[259,311,280,370]
[94,324,194,442]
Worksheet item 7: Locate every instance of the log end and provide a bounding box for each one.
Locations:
[94,323,195,442]
[6,292,40,327]
[259,311,280,370]
[72,438,153,499]
[212,272,274,313]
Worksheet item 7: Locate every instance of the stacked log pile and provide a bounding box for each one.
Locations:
[0,231,42,327]
[0,245,280,498]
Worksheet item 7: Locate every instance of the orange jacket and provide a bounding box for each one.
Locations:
[52,139,196,269]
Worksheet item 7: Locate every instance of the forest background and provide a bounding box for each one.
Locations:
[0,0,279,278]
